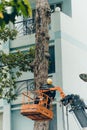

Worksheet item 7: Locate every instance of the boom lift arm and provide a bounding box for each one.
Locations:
[38,86,65,98]
[61,94,87,128]
[48,86,66,98]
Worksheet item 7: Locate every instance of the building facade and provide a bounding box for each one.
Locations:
[1,0,87,130]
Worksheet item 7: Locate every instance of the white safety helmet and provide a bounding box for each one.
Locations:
[47,78,53,85]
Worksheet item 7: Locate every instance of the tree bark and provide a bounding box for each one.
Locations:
[33,0,51,130]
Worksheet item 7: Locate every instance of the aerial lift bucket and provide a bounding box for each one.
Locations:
[21,91,53,121]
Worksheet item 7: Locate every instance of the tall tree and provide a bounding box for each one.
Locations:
[33,0,51,130]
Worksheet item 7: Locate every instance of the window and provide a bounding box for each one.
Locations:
[48,45,55,74]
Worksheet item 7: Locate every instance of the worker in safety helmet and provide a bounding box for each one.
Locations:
[47,78,56,99]
[41,78,56,108]
[44,78,56,100]
[35,78,56,106]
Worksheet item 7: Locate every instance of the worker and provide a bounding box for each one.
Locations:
[45,78,56,100]
[41,78,56,108]
[34,78,56,107]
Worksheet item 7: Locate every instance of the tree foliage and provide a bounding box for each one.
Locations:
[0,0,32,28]
[0,0,32,42]
[0,0,33,102]
[1,48,35,71]
[0,27,17,41]
[0,47,35,102]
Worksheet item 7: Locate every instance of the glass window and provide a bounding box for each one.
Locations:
[50,4,55,12]
[48,45,55,74]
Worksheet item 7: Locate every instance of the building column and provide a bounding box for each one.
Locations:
[3,100,11,130]
[56,102,65,130]
[51,11,65,130]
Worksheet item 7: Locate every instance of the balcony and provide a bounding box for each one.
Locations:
[10,11,81,52]
[10,17,51,52]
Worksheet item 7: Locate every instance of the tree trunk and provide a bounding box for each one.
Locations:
[33,0,51,130]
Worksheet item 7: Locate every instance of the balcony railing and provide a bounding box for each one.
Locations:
[15,18,51,37]
[15,18,36,37]
[15,79,34,96]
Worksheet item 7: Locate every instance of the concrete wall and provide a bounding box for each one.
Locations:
[71,0,87,44]
[11,110,34,130]
[57,10,87,100]
[0,113,3,130]
[52,10,87,129]
[62,0,72,16]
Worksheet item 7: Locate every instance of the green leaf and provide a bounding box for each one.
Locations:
[23,0,32,17]
[18,1,28,17]
[16,71,22,77]
[0,0,32,28]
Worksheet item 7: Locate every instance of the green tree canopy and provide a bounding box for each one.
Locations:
[0,0,33,102]
[0,0,32,28]
[0,0,32,41]
[0,47,35,102]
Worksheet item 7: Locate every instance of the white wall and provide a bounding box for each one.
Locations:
[62,38,87,100]
[58,3,87,129]
[52,10,87,129]
[55,10,87,100]
[71,0,87,44]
